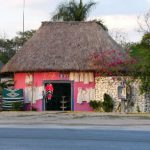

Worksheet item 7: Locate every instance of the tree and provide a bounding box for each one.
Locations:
[131,33,150,93]
[0,30,36,64]
[90,48,135,76]
[14,30,36,48]
[109,29,130,49]
[52,0,96,21]
[92,19,108,31]
[137,9,150,34]
[0,38,16,64]
[129,9,150,93]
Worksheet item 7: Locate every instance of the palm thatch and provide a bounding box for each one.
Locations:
[2,21,122,73]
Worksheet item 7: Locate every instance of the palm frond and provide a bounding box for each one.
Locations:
[51,0,96,21]
[83,2,96,19]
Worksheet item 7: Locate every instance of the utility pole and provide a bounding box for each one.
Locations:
[23,0,25,42]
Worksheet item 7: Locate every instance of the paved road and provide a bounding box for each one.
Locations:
[0,127,150,150]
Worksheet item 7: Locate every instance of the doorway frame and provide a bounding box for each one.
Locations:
[42,80,74,111]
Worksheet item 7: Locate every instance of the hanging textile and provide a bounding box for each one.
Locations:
[77,88,95,104]
[25,86,43,103]
[70,72,94,84]
[69,72,74,81]
[2,89,24,110]
[25,74,33,86]
[89,88,95,101]
[74,72,80,82]
[45,83,54,100]
[33,86,43,103]
[79,72,84,82]
[25,87,32,103]
[84,89,90,102]
[77,88,83,104]
[89,72,94,82]
[84,73,89,84]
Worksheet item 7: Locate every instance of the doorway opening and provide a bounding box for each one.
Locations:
[44,81,72,111]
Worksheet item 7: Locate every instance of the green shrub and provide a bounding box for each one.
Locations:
[89,100,103,111]
[12,101,24,111]
[103,93,114,112]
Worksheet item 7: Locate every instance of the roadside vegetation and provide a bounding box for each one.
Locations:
[0,1,149,113]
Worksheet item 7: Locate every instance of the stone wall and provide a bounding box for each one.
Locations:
[144,92,150,112]
[95,76,148,113]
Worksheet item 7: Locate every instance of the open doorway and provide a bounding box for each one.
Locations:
[43,81,72,111]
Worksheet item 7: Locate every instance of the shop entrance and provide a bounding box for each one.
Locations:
[43,81,73,111]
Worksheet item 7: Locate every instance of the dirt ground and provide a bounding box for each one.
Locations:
[0,111,150,129]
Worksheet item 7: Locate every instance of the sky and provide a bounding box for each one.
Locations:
[0,0,149,42]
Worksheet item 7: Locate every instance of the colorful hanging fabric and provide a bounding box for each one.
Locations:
[45,84,54,100]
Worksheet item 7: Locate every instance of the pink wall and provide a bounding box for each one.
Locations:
[14,72,95,111]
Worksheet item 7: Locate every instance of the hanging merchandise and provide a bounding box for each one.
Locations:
[89,88,95,101]
[77,88,83,104]
[77,88,95,104]
[25,86,43,103]
[84,89,90,102]
[69,72,74,81]
[25,73,33,86]
[25,87,32,103]
[2,89,24,110]
[69,72,94,83]
[74,72,80,82]
[79,72,84,82]
[33,86,43,103]
[45,83,54,100]
[84,73,89,84]
[89,72,94,82]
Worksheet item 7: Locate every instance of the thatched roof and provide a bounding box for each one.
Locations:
[2,21,122,73]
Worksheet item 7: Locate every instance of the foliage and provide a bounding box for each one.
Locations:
[0,39,16,64]
[131,33,150,93]
[92,19,108,31]
[12,101,24,111]
[109,29,132,49]
[14,30,36,46]
[133,10,150,93]
[90,49,136,76]
[89,100,103,111]
[99,10,150,95]
[52,0,96,21]
[0,30,36,64]
[103,93,114,112]
[90,94,114,112]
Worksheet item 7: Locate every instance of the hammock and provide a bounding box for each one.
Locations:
[2,89,24,110]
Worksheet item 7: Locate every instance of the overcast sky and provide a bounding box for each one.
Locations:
[0,0,149,42]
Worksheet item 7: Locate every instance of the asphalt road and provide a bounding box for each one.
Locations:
[0,127,150,150]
